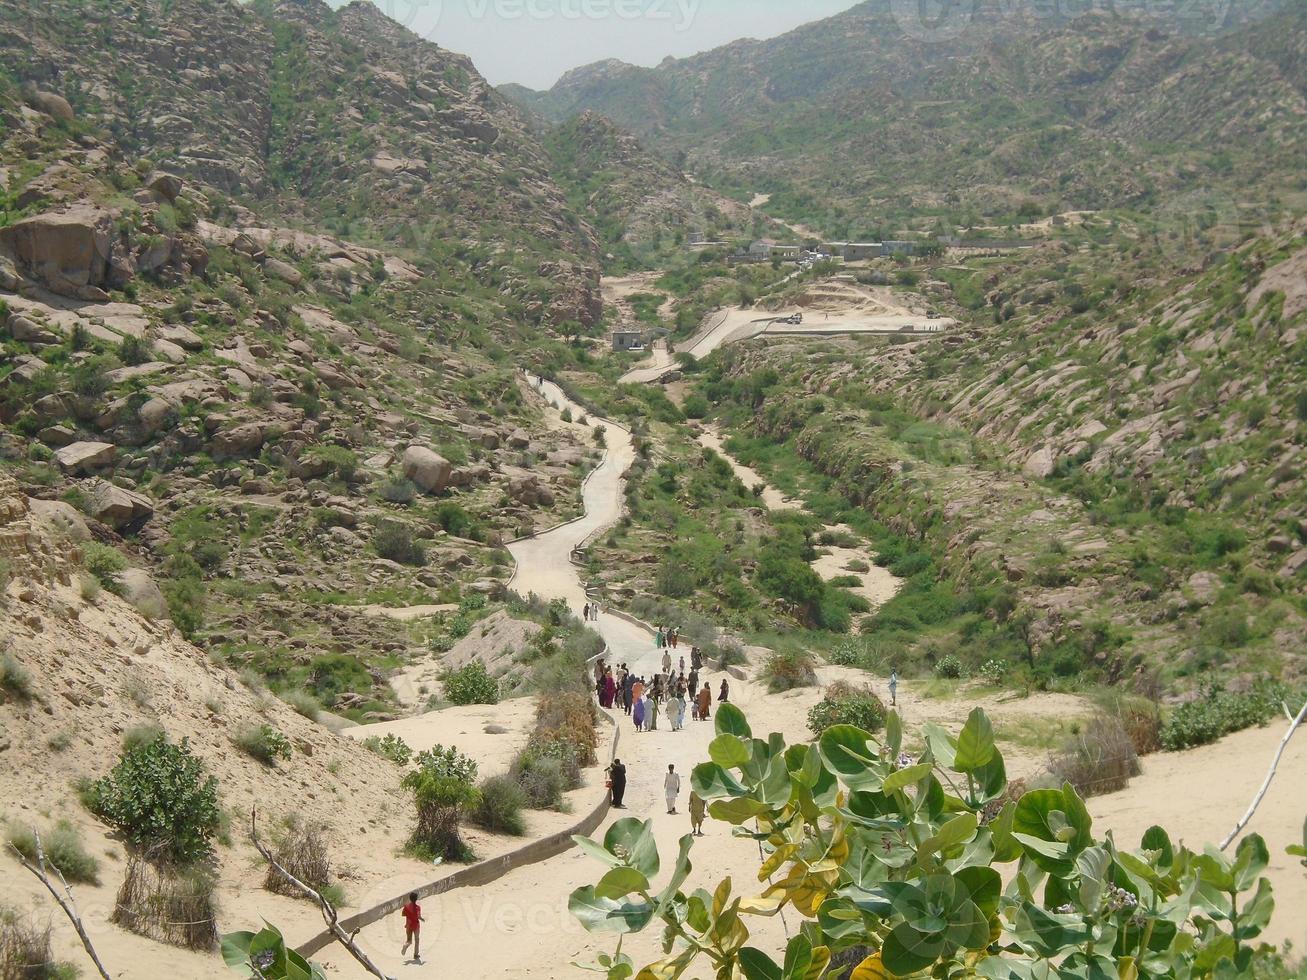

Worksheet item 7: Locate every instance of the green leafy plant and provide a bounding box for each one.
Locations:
[471,774,529,836]
[361,733,413,766]
[570,703,1286,980]
[85,736,220,865]
[402,746,480,863]
[222,923,327,979]
[83,542,127,594]
[6,821,100,884]
[234,724,293,766]
[933,654,964,679]
[1160,681,1291,751]
[443,661,500,706]
[806,681,886,737]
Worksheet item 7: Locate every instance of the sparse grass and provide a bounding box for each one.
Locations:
[281,689,322,722]
[47,732,73,752]
[0,651,33,702]
[0,907,76,980]
[1047,714,1140,798]
[6,820,101,884]
[761,645,818,693]
[122,723,166,753]
[233,724,293,766]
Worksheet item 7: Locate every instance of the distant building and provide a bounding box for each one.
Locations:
[843,242,883,261]
[882,240,917,256]
[611,330,644,352]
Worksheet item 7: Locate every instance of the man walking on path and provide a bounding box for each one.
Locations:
[664,764,681,814]
[889,669,898,707]
[689,791,707,836]
[608,759,627,809]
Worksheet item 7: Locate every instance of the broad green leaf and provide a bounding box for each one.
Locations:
[818,725,878,783]
[1141,826,1174,870]
[709,733,752,769]
[709,797,773,825]
[738,947,782,980]
[573,834,624,869]
[922,722,958,770]
[655,834,695,916]
[1235,877,1274,941]
[596,867,651,900]
[715,702,752,738]
[883,763,933,794]
[569,885,655,935]
[692,762,749,800]
[604,818,661,879]
[1014,902,1091,958]
[220,931,257,973]
[954,708,996,773]
[954,865,1002,921]
[884,711,903,756]
[920,812,978,860]
[1232,834,1269,893]
[781,934,814,980]
[881,921,948,975]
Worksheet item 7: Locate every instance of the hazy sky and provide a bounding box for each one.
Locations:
[333,0,862,89]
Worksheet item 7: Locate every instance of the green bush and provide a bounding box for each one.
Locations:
[403,746,480,863]
[978,659,1007,685]
[379,476,417,505]
[234,724,293,766]
[443,661,500,706]
[83,542,127,594]
[6,820,101,884]
[513,753,569,810]
[361,733,412,766]
[372,520,426,566]
[282,690,321,721]
[0,651,33,701]
[806,682,886,737]
[934,655,964,679]
[471,774,529,836]
[85,736,220,865]
[1160,681,1291,751]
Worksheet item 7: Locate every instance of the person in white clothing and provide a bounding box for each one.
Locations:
[664,764,681,814]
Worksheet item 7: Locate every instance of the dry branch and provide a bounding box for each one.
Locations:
[249,809,389,980]
[8,830,113,980]
[1220,699,1307,851]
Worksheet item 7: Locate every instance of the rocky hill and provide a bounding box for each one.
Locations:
[542,111,752,270]
[508,0,1305,238]
[0,0,602,328]
[0,37,607,724]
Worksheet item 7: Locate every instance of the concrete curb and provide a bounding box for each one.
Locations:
[296,711,620,960]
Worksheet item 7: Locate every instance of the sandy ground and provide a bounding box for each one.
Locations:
[1090,719,1307,951]
[359,603,458,622]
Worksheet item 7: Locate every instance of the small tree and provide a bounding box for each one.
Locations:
[402,747,480,862]
[443,661,500,706]
[86,737,220,866]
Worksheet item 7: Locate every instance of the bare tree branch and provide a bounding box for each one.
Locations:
[8,831,113,980]
[1220,699,1307,851]
[249,809,390,980]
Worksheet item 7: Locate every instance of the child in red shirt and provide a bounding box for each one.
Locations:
[400,892,424,963]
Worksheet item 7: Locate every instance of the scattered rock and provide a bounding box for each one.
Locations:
[26,90,74,122]
[83,479,154,529]
[53,441,116,475]
[402,446,452,494]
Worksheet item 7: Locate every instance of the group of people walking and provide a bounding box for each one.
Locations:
[582,601,602,622]
[594,659,730,732]
[605,759,706,833]
[654,624,681,649]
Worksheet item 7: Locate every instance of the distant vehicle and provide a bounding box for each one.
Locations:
[926,311,941,319]
[628,344,646,352]
[778,313,804,325]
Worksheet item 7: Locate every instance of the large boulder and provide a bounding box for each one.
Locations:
[26,90,74,122]
[27,498,91,543]
[146,172,184,203]
[402,446,452,494]
[117,568,168,620]
[53,441,115,475]
[211,422,270,459]
[0,205,119,300]
[83,479,153,529]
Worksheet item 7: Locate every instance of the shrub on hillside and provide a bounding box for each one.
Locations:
[403,746,480,863]
[0,651,33,702]
[122,723,166,753]
[372,520,426,566]
[933,654,964,679]
[234,724,293,766]
[379,475,418,505]
[1048,714,1140,798]
[762,646,818,693]
[262,816,342,906]
[807,682,887,737]
[512,753,570,810]
[1160,681,1290,751]
[443,661,500,706]
[471,775,529,836]
[282,689,321,721]
[362,733,413,766]
[83,542,127,594]
[6,821,100,884]
[85,736,220,866]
